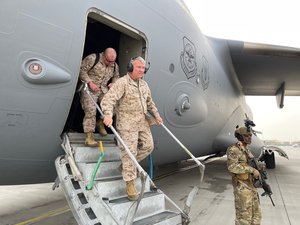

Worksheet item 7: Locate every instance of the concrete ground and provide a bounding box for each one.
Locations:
[0,146,298,225]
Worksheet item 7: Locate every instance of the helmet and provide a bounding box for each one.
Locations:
[234,126,252,141]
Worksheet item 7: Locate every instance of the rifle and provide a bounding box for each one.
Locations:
[242,114,275,206]
[248,158,275,206]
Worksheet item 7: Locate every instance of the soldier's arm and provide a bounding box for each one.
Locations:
[145,85,160,119]
[79,54,95,83]
[227,146,256,174]
[111,63,120,83]
[100,85,109,94]
[101,79,125,116]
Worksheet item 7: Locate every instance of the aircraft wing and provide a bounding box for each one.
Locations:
[227,39,300,99]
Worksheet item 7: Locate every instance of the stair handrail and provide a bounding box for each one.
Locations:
[61,133,83,181]
[160,123,205,221]
[160,123,205,184]
[146,114,205,222]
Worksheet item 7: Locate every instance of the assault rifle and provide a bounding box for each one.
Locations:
[243,114,275,206]
[248,157,275,206]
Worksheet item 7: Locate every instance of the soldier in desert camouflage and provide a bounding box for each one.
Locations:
[101,56,163,201]
[227,126,262,225]
[79,48,119,147]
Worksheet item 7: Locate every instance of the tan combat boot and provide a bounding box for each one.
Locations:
[85,132,98,147]
[96,119,107,136]
[126,180,139,201]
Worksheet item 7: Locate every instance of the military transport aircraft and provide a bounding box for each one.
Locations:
[0,0,295,186]
[3,1,298,224]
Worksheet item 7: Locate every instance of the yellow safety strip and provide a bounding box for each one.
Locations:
[15,206,70,225]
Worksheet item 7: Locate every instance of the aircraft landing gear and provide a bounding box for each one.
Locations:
[264,151,275,169]
[260,146,289,169]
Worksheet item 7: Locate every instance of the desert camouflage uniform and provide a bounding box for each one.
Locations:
[101,74,160,181]
[227,142,262,225]
[79,53,119,133]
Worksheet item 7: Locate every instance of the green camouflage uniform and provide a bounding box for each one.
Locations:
[227,142,262,225]
[101,74,160,181]
[79,53,119,133]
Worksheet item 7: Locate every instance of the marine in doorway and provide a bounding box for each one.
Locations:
[79,47,120,146]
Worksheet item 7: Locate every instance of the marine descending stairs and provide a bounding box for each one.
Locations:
[55,132,188,225]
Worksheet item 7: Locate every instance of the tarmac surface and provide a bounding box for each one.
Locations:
[0,146,299,225]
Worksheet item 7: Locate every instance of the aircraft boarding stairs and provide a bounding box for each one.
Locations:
[55,132,187,225]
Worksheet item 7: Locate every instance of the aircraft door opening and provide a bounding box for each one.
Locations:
[63,10,147,133]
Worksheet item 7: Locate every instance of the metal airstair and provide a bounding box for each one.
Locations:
[55,132,185,225]
[54,84,205,224]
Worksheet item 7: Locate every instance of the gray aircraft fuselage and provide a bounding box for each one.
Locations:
[0,0,263,184]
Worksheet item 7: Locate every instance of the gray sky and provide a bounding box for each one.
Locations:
[246,96,300,141]
[184,0,300,141]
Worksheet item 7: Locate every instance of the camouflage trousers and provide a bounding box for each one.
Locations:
[80,90,104,133]
[233,182,262,225]
[118,124,154,182]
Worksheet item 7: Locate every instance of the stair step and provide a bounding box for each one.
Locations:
[77,161,122,182]
[74,146,121,163]
[107,192,166,223]
[133,211,182,225]
[95,177,151,200]
[68,133,116,143]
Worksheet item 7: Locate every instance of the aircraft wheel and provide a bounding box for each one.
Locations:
[265,152,275,169]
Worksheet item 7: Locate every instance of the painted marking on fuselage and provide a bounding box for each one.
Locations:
[180,36,209,91]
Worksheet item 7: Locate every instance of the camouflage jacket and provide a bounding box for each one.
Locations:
[79,53,119,94]
[227,142,256,187]
[101,74,160,131]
